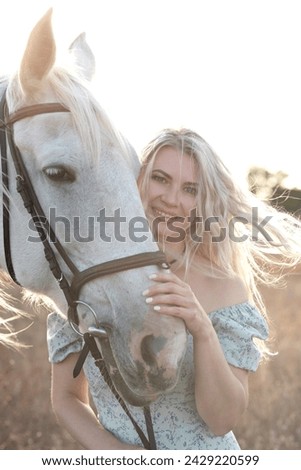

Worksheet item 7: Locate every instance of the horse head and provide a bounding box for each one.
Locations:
[0,10,187,406]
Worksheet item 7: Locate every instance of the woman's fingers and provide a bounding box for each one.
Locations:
[144,272,189,297]
[143,281,186,298]
[145,293,190,308]
[143,271,208,338]
[149,272,185,286]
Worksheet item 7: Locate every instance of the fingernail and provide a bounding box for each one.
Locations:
[145,297,153,304]
[153,305,161,311]
[142,289,149,296]
[149,274,157,279]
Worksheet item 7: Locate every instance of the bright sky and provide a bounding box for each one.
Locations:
[1,0,301,188]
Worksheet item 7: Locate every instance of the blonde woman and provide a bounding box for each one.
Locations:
[48,129,301,449]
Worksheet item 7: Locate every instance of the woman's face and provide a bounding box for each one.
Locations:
[143,146,198,243]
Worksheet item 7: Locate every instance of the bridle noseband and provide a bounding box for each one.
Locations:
[0,88,169,449]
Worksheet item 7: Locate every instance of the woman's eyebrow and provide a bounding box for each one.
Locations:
[152,169,198,186]
[152,169,171,179]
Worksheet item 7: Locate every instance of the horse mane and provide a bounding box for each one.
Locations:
[5,66,136,168]
[0,272,30,348]
[0,269,57,348]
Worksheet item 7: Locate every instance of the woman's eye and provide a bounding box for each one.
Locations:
[184,186,198,196]
[151,174,167,184]
[43,166,75,182]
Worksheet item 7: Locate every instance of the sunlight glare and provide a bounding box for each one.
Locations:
[1,1,300,189]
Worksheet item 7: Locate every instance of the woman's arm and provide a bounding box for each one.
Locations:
[51,353,142,450]
[193,331,249,435]
[144,272,249,436]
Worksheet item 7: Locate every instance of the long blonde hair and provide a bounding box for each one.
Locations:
[138,128,301,314]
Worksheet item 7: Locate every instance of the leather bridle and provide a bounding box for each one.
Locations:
[0,87,168,449]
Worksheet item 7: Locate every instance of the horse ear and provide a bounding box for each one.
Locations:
[69,33,96,81]
[19,8,56,94]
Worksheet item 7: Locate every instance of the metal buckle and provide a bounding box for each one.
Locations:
[69,300,108,338]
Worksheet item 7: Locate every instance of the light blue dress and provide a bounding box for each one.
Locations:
[47,301,268,450]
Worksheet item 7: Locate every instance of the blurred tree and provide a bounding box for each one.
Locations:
[248,167,301,216]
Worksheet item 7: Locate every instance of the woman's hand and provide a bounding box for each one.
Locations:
[143,272,212,340]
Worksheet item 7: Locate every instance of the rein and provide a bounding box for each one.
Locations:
[75,332,157,450]
[0,88,168,449]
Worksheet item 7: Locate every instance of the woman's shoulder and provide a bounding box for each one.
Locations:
[208,300,269,372]
[190,269,249,315]
[212,276,249,308]
[47,311,83,363]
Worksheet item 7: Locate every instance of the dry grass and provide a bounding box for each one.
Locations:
[0,273,300,450]
[234,271,301,449]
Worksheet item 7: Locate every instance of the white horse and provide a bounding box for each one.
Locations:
[0,10,186,406]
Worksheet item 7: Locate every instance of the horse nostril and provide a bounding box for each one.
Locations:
[140,334,167,366]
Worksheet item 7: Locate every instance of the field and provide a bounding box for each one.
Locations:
[0,272,300,450]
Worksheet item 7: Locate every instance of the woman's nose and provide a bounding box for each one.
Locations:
[160,186,179,206]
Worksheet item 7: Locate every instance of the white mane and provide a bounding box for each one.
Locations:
[4,68,134,169]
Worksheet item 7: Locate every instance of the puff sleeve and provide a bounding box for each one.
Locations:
[47,311,83,363]
[209,302,269,372]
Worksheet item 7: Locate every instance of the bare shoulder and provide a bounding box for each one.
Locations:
[218,275,248,293]
[189,270,249,314]
[209,276,249,310]
[216,276,249,305]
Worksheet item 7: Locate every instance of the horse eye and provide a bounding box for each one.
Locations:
[43,166,75,182]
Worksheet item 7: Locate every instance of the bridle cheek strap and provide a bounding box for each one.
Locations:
[0,90,18,283]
